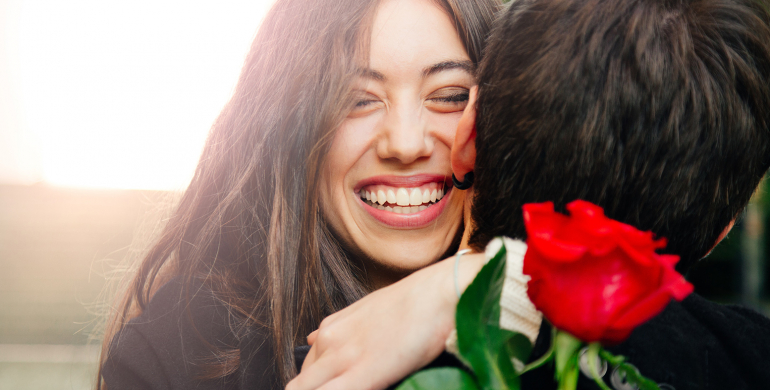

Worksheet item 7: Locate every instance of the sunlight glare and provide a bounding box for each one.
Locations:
[14,0,274,190]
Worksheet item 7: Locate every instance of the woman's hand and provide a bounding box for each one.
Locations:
[286,253,486,390]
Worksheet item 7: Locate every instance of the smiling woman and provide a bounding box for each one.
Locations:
[321,0,475,288]
[97,0,499,389]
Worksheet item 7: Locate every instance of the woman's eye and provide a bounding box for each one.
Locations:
[432,92,469,103]
[355,99,376,108]
[348,92,383,117]
[427,87,470,112]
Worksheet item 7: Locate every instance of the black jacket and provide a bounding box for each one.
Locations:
[521,294,770,390]
[102,278,280,390]
[103,278,770,390]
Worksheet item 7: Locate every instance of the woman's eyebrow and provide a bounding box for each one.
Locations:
[422,60,474,78]
[358,60,474,82]
[360,68,386,81]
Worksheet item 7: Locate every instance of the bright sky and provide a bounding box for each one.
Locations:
[0,0,274,190]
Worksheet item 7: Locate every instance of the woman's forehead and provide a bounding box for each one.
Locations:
[368,0,470,79]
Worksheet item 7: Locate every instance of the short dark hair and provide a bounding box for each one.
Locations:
[470,0,770,272]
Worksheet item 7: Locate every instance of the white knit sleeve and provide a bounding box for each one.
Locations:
[485,237,542,344]
[445,238,542,354]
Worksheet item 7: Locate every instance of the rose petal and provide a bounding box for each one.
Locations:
[615,238,656,266]
[607,287,673,338]
[521,200,692,345]
[656,254,681,268]
[600,326,635,345]
[661,268,694,301]
[528,236,587,262]
[566,200,605,218]
[608,271,693,340]
[587,241,619,257]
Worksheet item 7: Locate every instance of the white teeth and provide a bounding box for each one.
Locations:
[409,188,422,206]
[387,189,397,204]
[396,188,410,206]
[362,184,445,213]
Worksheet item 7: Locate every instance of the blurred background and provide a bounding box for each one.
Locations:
[1,1,768,389]
[0,0,273,388]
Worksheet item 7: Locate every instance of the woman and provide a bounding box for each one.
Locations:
[292,0,770,389]
[97,0,500,389]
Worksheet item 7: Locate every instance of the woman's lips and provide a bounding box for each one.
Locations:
[354,174,449,191]
[355,175,452,228]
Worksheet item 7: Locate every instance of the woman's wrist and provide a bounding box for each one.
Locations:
[407,253,486,340]
[454,252,487,297]
[435,252,486,318]
[437,251,485,354]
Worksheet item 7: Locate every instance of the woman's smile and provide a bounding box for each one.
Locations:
[356,174,452,227]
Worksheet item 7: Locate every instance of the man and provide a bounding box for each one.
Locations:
[449,0,770,387]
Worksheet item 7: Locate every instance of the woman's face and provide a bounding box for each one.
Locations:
[321,0,471,286]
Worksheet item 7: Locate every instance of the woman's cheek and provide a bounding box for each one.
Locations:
[426,110,464,148]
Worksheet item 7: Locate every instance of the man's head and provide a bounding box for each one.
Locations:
[452,0,770,271]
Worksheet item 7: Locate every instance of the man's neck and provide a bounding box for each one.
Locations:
[459,192,475,251]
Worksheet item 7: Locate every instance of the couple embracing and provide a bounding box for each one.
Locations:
[99,0,770,389]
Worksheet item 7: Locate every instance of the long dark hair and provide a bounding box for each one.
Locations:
[97,0,500,387]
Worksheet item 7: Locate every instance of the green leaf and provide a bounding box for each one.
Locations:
[395,367,480,390]
[504,332,533,365]
[455,243,527,390]
[520,327,555,374]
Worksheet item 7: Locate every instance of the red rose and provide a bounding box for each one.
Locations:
[522,200,693,344]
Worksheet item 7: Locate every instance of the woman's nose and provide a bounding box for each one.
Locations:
[376,104,432,164]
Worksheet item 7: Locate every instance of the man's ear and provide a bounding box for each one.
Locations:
[714,219,735,248]
[704,219,736,258]
[452,86,478,179]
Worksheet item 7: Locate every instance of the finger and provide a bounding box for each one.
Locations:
[287,352,347,390]
[316,365,392,390]
[317,311,340,330]
[307,329,319,345]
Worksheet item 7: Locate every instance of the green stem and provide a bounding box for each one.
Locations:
[558,365,578,390]
[587,343,612,390]
[598,348,625,366]
[553,330,582,390]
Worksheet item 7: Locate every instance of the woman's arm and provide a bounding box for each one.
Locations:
[288,238,543,390]
[286,253,487,390]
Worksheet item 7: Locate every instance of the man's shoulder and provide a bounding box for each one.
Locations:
[612,293,770,390]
